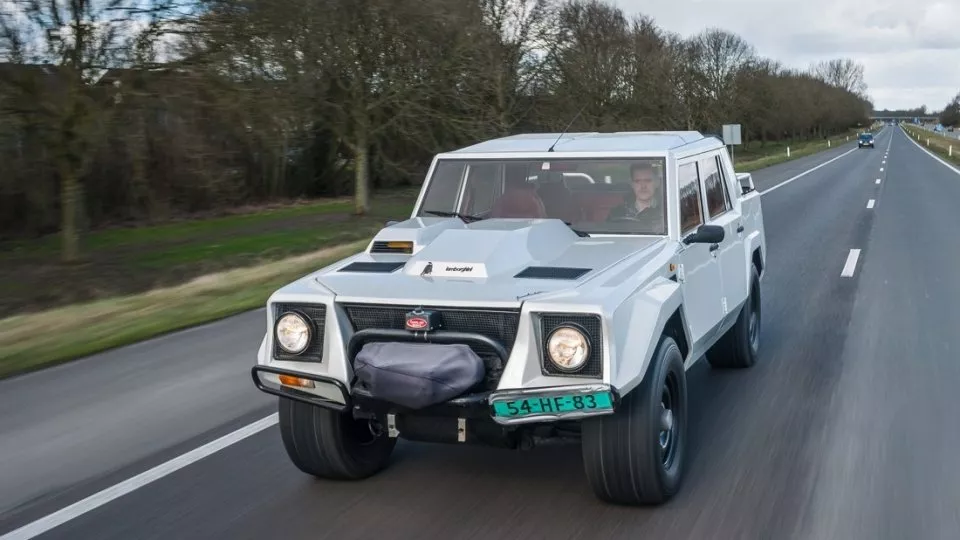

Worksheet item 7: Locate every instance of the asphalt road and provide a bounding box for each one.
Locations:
[4,124,960,539]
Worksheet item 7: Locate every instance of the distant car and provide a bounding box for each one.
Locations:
[858,133,875,148]
[251,130,768,506]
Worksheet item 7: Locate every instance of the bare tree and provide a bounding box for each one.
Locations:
[0,0,187,260]
[811,58,867,97]
[690,28,756,125]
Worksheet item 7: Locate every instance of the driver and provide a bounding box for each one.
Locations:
[607,162,665,232]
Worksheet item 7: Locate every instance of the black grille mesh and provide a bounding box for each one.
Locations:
[341,304,521,359]
[273,303,326,362]
[540,313,603,377]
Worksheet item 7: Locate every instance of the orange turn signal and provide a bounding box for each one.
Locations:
[278,375,315,388]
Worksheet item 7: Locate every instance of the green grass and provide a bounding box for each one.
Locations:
[0,241,370,379]
[0,189,420,318]
[1,197,356,256]
[901,124,960,166]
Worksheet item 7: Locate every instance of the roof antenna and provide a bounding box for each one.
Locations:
[547,103,588,152]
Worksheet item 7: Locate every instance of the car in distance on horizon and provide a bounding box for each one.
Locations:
[858,132,875,148]
[251,129,768,506]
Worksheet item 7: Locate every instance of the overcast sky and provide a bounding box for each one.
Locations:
[613,0,959,112]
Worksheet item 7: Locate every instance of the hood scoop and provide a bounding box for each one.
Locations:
[514,266,592,280]
[338,261,406,273]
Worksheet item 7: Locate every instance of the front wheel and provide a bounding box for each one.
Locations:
[581,335,688,505]
[278,397,396,480]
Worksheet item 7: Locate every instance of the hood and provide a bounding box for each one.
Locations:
[313,217,665,306]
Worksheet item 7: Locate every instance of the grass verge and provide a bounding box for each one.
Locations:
[0,189,419,318]
[901,124,960,166]
[734,129,863,172]
[0,240,368,379]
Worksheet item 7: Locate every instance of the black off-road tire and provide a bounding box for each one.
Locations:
[707,265,761,369]
[278,397,396,480]
[581,335,688,505]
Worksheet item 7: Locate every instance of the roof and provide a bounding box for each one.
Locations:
[447,130,720,155]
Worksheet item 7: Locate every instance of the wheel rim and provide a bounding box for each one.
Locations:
[659,372,680,469]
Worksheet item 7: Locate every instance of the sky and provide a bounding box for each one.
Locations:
[613,0,960,112]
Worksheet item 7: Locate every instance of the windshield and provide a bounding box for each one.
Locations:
[415,157,668,235]
[859,133,873,140]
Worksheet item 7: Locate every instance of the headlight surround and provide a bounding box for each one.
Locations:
[546,324,591,372]
[275,311,312,355]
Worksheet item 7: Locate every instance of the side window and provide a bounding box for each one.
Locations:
[699,155,730,219]
[419,161,465,213]
[678,162,703,234]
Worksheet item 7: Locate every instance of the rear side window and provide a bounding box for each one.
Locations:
[699,155,730,219]
[678,162,703,234]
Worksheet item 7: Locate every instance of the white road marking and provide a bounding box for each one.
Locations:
[0,414,280,540]
[761,147,858,196]
[876,179,881,184]
[880,167,884,172]
[841,249,862,277]
[867,199,875,209]
[900,125,960,176]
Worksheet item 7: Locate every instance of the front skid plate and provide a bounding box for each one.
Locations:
[488,384,620,426]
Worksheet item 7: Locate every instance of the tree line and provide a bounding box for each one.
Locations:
[0,0,872,259]
[939,93,959,127]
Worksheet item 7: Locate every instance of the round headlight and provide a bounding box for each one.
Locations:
[546,325,590,372]
[276,312,311,354]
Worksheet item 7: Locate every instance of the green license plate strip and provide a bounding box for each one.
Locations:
[492,391,614,418]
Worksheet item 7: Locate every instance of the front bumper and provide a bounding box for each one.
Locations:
[252,365,619,426]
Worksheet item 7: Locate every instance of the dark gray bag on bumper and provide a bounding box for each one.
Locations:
[353,342,486,410]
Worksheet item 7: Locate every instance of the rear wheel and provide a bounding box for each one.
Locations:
[278,397,396,480]
[581,335,687,505]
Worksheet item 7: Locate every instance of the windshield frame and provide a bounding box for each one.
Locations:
[411,154,672,238]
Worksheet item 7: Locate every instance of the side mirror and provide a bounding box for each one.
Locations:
[683,224,725,245]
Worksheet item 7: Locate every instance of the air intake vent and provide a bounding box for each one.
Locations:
[370,241,413,254]
[338,261,406,273]
[514,266,591,280]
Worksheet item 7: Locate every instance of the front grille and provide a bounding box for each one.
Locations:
[273,303,326,362]
[341,303,521,390]
[539,313,603,378]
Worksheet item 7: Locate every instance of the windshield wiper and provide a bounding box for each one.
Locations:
[564,221,590,237]
[422,210,485,223]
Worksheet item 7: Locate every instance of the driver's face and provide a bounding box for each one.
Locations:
[632,169,657,202]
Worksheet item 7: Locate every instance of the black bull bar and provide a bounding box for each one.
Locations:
[253,329,511,417]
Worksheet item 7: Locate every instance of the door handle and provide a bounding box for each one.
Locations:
[709,243,719,252]
[736,224,744,233]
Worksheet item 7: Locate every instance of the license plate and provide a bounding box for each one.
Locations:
[491,391,614,418]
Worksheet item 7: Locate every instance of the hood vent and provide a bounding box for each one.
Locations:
[514,266,591,280]
[338,261,406,273]
[370,241,414,254]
